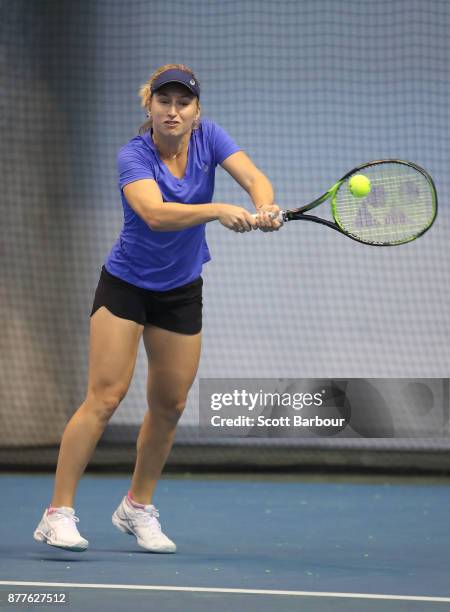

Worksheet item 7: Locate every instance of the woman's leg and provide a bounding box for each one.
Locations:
[50,307,144,508]
[129,326,201,504]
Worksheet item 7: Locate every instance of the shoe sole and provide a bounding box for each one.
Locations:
[112,511,176,553]
[33,529,88,552]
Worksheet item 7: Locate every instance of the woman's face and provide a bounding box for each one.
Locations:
[150,84,199,138]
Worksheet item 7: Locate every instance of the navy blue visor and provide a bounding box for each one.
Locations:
[151,69,200,99]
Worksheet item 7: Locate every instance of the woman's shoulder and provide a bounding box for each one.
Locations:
[198,118,235,143]
[119,133,149,153]
[118,132,156,163]
[198,117,221,135]
[196,118,231,150]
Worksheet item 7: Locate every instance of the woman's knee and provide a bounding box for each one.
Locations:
[151,396,187,425]
[85,385,129,421]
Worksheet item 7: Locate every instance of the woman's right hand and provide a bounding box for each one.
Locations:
[217,204,258,232]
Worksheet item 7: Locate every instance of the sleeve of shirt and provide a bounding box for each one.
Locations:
[211,121,242,167]
[117,143,156,191]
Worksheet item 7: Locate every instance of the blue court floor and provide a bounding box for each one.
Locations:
[0,472,449,611]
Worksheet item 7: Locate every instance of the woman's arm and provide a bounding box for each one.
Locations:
[123,179,257,232]
[220,151,281,231]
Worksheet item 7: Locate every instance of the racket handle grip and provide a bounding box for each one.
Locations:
[251,211,284,224]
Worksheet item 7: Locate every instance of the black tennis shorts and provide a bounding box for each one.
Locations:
[90,265,203,335]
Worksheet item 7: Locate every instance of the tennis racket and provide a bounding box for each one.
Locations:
[255,160,437,245]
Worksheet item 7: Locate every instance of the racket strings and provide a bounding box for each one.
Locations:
[334,163,435,244]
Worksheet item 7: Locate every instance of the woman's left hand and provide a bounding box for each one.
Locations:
[255,204,282,232]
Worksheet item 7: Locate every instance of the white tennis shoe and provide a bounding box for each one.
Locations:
[33,507,88,552]
[112,496,176,553]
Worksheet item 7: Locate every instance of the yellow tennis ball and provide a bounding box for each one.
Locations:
[349,174,371,197]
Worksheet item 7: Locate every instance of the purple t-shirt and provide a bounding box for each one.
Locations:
[105,118,241,290]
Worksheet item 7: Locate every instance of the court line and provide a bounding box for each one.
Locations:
[0,581,449,603]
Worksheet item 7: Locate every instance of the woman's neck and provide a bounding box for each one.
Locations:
[151,129,190,160]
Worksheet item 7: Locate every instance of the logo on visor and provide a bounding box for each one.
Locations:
[190,79,196,86]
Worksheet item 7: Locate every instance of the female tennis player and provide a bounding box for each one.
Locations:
[33,64,280,553]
